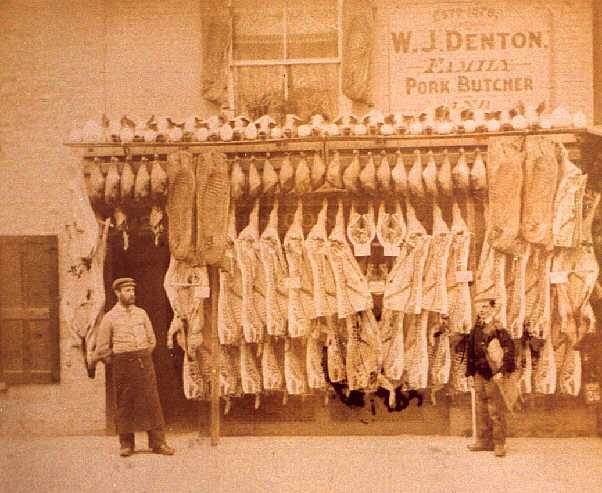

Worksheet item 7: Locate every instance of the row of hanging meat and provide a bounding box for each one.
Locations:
[181,135,598,404]
[231,148,488,200]
[64,136,600,403]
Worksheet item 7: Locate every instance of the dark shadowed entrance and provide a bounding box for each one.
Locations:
[105,233,199,431]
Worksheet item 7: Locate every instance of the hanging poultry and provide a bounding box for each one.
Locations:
[120,158,135,202]
[104,157,120,205]
[248,156,262,199]
[150,154,168,200]
[437,150,453,199]
[134,156,151,201]
[343,150,361,193]
[85,158,105,204]
[422,151,438,199]
[294,153,311,195]
[310,151,326,190]
[391,150,408,196]
[279,153,295,194]
[470,149,487,201]
[408,150,425,201]
[376,151,392,193]
[230,156,246,200]
[262,154,278,195]
[319,150,344,191]
[359,152,377,195]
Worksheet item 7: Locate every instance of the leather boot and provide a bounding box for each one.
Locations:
[152,444,176,456]
[494,444,506,457]
[467,442,494,452]
[120,447,134,457]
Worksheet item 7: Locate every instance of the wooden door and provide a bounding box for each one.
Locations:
[0,236,59,384]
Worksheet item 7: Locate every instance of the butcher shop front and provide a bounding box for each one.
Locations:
[1,0,602,441]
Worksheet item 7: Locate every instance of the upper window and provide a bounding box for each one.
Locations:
[229,0,342,121]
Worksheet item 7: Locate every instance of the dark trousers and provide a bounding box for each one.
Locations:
[119,428,166,449]
[474,373,507,446]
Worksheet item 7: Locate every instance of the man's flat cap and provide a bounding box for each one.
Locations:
[474,294,496,303]
[112,277,136,290]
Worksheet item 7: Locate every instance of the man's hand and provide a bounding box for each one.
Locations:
[493,372,502,382]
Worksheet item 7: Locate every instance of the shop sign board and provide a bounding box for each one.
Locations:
[387,3,553,112]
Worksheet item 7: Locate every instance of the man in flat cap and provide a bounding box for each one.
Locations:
[93,277,175,457]
[465,296,516,458]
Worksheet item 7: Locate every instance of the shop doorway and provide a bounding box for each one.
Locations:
[106,234,200,431]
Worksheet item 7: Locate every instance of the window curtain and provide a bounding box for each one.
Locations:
[342,0,374,104]
[286,64,338,121]
[234,66,285,120]
[202,1,231,107]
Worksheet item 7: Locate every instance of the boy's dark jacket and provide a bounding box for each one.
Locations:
[465,319,516,380]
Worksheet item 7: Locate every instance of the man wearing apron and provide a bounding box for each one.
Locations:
[94,278,175,457]
[465,297,516,458]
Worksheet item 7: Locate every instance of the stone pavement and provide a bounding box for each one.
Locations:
[2,434,601,493]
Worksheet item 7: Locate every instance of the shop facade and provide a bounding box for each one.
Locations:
[1,0,602,438]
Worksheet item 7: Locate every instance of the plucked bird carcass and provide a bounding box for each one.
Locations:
[104,157,121,205]
[248,156,262,199]
[134,156,151,201]
[262,154,278,196]
[343,150,361,193]
[376,151,392,193]
[119,158,135,202]
[150,155,168,200]
[391,151,408,196]
[279,153,295,194]
[295,153,312,194]
[85,158,105,204]
[311,151,326,190]
[408,150,425,200]
[359,152,377,195]
[437,150,453,199]
[230,156,246,200]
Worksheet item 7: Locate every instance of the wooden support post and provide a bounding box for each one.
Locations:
[209,265,221,446]
[594,0,602,125]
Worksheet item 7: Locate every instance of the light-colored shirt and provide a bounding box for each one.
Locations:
[94,303,156,359]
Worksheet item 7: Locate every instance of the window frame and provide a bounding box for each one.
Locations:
[227,0,345,114]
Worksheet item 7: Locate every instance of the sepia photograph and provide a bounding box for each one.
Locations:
[1,1,602,492]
